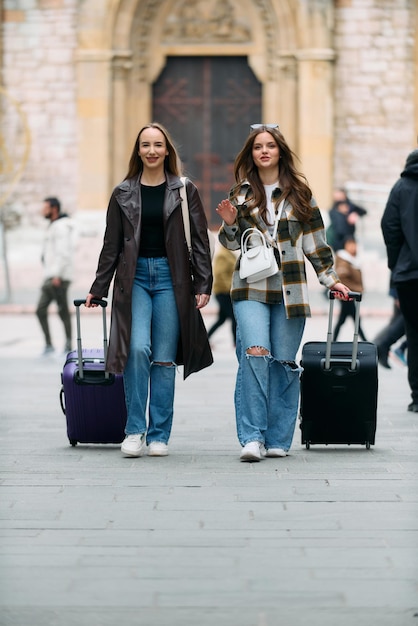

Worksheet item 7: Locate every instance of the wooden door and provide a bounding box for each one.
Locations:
[153,56,262,227]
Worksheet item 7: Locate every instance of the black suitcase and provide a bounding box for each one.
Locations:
[60,299,127,446]
[299,291,378,449]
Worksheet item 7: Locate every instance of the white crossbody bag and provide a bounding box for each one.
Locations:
[239,200,284,283]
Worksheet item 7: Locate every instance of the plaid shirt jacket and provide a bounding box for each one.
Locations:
[218,182,340,318]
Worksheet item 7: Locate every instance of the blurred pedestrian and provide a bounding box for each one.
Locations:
[216,123,351,462]
[381,148,418,413]
[374,285,407,369]
[207,246,237,346]
[332,236,367,341]
[332,187,367,219]
[327,188,367,252]
[36,197,75,355]
[85,122,213,458]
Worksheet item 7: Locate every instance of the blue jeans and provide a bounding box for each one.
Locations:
[233,300,305,450]
[123,257,180,444]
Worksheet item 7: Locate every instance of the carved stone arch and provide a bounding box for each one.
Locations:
[76,0,335,211]
[109,0,301,184]
[127,0,284,83]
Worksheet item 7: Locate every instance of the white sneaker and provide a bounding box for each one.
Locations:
[240,441,265,462]
[148,442,169,457]
[265,448,287,458]
[121,434,145,457]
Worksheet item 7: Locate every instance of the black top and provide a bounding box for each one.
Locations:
[139,183,166,257]
[328,208,355,251]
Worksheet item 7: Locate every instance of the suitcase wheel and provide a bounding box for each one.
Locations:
[366,441,370,450]
[69,439,78,447]
[305,442,310,450]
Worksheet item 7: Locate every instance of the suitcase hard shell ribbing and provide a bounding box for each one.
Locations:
[299,291,378,449]
[60,299,127,446]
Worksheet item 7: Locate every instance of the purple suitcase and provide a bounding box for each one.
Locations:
[60,299,127,446]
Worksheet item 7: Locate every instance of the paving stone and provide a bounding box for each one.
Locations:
[0,313,417,625]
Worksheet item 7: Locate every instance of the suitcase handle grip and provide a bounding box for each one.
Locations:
[74,298,107,308]
[73,298,109,379]
[329,290,362,302]
[326,291,362,370]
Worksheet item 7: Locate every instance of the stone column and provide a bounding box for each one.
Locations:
[275,55,298,149]
[76,49,112,211]
[111,51,133,187]
[296,48,335,209]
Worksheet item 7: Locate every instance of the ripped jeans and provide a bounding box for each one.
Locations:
[123,257,180,444]
[232,300,305,450]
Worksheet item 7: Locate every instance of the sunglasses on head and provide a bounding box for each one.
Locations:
[250,124,279,131]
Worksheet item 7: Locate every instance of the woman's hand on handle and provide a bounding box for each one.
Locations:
[331,282,351,301]
[85,293,99,308]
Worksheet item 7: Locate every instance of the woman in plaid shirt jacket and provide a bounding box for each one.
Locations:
[217,124,350,462]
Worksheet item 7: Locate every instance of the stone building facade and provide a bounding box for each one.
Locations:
[2,0,78,220]
[1,0,417,291]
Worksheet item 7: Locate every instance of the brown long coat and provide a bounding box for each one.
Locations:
[89,172,213,378]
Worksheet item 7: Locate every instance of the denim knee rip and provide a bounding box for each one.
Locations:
[245,346,271,359]
[237,351,302,449]
[151,361,177,367]
[245,349,302,375]
[278,359,300,371]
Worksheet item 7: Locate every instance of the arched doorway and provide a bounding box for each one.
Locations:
[153,56,261,226]
[76,0,335,212]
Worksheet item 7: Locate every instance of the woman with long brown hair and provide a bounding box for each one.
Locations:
[86,123,213,457]
[217,124,349,461]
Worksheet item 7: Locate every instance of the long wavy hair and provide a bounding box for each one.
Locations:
[124,122,183,180]
[231,126,314,223]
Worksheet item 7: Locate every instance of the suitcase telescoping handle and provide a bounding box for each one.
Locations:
[325,291,362,371]
[73,298,108,380]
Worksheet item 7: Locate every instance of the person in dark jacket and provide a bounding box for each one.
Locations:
[332,188,367,219]
[327,199,355,252]
[327,188,367,252]
[86,123,213,457]
[381,148,418,412]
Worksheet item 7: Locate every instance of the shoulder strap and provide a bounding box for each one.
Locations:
[261,199,285,247]
[179,176,191,251]
[272,199,285,240]
[180,176,215,260]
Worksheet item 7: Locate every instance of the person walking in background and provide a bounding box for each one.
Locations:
[332,188,367,220]
[374,285,407,369]
[381,148,418,413]
[216,123,350,462]
[207,246,237,346]
[327,198,354,252]
[85,122,213,457]
[327,188,367,252]
[332,236,367,341]
[36,196,75,355]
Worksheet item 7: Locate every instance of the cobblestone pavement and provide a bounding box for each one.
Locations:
[0,309,417,626]
[1,187,416,624]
